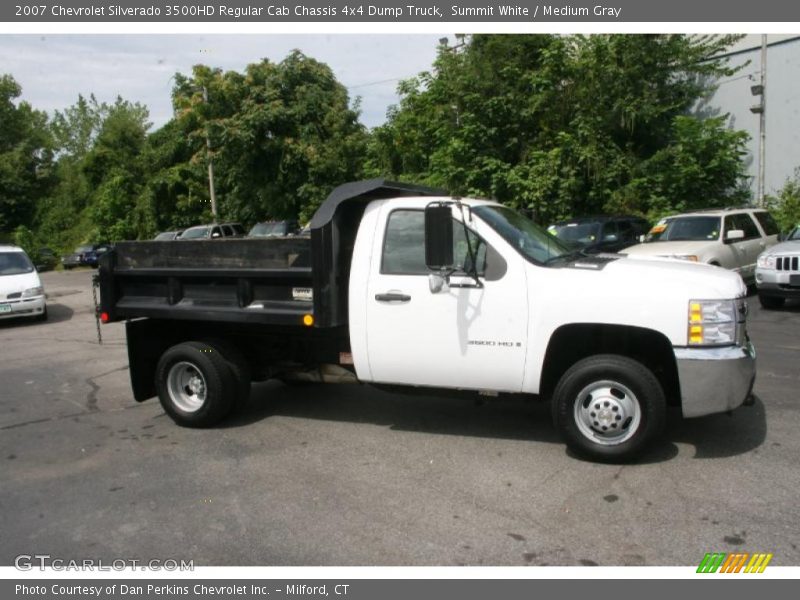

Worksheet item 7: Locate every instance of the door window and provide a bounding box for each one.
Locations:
[754,212,780,236]
[381,210,487,276]
[601,221,619,242]
[616,220,634,242]
[725,214,760,240]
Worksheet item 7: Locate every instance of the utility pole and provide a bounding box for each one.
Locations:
[758,35,767,208]
[750,35,767,207]
[202,86,218,222]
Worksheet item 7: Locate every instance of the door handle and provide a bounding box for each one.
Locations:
[375,293,411,303]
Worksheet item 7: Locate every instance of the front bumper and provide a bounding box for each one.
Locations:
[0,295,46,320]
[756,268,800,299]
[674,342,756,418]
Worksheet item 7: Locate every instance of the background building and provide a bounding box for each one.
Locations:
[703,35,800,198]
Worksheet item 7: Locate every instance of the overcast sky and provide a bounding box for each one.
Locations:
[0,34,454,130]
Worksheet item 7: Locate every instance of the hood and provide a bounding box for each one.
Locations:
[762,239,800,256]
[536,254,746,347]
[555,252,745,299]
[621,240,716,258]
[601,255,745,298]
[0,271,42,297]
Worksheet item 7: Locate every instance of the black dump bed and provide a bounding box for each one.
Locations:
[99,237,313,326]
[98,179,446,329]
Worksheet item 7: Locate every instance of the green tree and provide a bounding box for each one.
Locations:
[133,118,209,236]
[171,52,368,225]
[83,98,150,240]
[12,224,37,263]
[50,94,105,159]
[36,95,150,247]
[368,34,750,224]
[0,74,53,232]
[767,168,800,231]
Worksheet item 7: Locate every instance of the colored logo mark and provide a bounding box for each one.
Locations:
[697,552,773,573]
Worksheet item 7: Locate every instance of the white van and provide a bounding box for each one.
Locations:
[0,245,47,321]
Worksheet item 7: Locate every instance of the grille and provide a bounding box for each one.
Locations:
[775,255,799,272]
[5,292,21,300]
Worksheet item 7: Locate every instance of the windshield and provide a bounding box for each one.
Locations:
[0,252,34,276]
[154,232,176,241]
[549,222,601,246]
[473,205,572,264]
[646,216,720,242]
[249,222,285,237]
[75,245,93,253]
[180,227,209,239]
[789,226,800,241]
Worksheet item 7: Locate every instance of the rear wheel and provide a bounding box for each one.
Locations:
[155,342,235,427]
[193,339,252,411]
[758,294,785,310]
[552,354,666,463]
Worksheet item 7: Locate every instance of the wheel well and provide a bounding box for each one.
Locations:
[540,324,680,406]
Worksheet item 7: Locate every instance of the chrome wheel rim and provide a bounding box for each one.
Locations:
[167,361,207,413]
[573,380,641,446]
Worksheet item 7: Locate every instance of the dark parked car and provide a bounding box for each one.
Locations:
[61,244,94,269]
[34,247,58,271]
[547,215,650,254]
[179,223,245,240]
[153,230,184,241]
[84,244,113,268]
[248,220,300,238]
[61,244,111,269]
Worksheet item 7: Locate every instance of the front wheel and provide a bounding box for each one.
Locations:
[552,355,666,463]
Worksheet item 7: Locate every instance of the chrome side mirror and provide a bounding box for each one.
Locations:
[428,273,450,294]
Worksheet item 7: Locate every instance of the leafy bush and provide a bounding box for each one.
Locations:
[767,168,800,232]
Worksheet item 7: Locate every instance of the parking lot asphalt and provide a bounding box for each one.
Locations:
[1,269,799,567]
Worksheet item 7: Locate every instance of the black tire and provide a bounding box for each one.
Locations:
[551,354,666,463]
[155,341,236,427]
[193,338,252,411]
[758,294,785,310]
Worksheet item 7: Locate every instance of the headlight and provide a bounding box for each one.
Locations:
[757,254,775,269]
[688,299,741,346]
[22,286,44,298]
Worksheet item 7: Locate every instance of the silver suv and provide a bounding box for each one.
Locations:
[178,223,245,240]
[755,224,800,308]
[622,207,780,284]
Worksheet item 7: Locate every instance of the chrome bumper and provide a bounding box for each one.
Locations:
[674,342,756,418]
[0,296,46,320]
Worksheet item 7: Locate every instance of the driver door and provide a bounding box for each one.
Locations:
[364,204,529,392]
